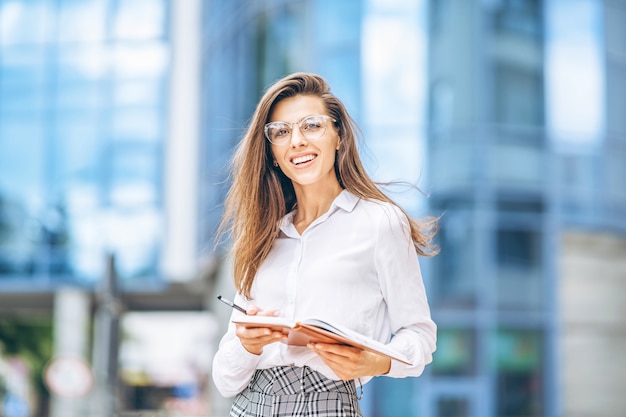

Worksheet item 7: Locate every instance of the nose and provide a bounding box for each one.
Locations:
[289,125,308,147]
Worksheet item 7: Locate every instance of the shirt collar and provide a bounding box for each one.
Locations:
[332,189,359,213]
[279,190,359,236]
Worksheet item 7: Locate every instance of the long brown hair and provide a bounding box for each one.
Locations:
[219,72,438,299]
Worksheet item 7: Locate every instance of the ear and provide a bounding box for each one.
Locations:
[336,140,341,151]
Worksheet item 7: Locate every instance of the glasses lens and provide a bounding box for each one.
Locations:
[265,115,330,145]
[300,116,327,139]
[266,122,291,144]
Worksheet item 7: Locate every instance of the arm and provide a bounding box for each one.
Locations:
[211,300,284,397]
[211,321,261,397]
[375,204,437,378]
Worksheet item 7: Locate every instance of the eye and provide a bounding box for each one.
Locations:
[302,117,323,131]
[274,128,289,137]
[271,123,291,138]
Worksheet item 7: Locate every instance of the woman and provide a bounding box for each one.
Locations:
[212,72,438,417]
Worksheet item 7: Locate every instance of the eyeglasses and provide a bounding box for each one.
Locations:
[264,115,336,146]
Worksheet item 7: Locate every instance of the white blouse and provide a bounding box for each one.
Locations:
[212,190,436,398]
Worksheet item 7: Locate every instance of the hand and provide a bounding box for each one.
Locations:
[235,307,286,355]
[308,343,391,380]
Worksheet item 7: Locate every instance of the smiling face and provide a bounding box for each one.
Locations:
[269,94,341,192]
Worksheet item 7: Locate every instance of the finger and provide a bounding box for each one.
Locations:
[313,352,356,380]
[256,309,281,317]
[237,326,283,340]
[245,307,280,316]
[315,351,347,369]
[309,346,357,371]
[309,343,360,359]
[238,329,286,355]
[246,306,261,315]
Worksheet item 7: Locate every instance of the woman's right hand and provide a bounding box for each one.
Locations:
[235,307,286,355]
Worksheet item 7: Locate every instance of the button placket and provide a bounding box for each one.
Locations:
[284,236,302,320]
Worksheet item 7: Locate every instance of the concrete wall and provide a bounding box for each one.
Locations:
[559,231,626,417]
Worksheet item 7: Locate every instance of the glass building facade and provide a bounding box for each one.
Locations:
[0,1,173,415]
[0,0,169,287]
[427,1,552,415]
[426,1,625,416]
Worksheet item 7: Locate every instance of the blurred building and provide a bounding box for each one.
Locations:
[1,0,625,417]
[0,0,170,286]
[427,1,552,415]
[0,0,208,416]
[426,1,626,417]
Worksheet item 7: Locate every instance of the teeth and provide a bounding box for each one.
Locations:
[292,155,315,165]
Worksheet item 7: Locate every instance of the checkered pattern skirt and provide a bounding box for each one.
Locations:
[230,366,362,417]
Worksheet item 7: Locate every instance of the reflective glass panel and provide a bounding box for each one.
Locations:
[496,227,544,310]
[113,0,165,40]
[112,108,162,142]
[437,397,469,417]
[431,328,476,376]
[496,329,544,416]
[0,0,53,45]
[57,0,107,43]
[0,46,46,84]
[431,206,477,308]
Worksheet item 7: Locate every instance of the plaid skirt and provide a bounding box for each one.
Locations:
[230,366,362,417]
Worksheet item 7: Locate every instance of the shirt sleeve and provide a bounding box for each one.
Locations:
[374,204,437,378]
[211,305,263,397]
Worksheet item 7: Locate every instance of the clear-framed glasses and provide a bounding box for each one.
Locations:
[264,115,336,146]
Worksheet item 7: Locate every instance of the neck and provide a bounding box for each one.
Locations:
[292,181,343,233]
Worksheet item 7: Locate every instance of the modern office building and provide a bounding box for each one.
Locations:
[426,1,554,415]
[426,1,625,417]
[0,1,206,416]
[0,0,170,287]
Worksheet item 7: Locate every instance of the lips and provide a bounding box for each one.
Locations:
[291,154,317,165]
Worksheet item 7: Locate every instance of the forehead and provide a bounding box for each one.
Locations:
[269,95,327,122]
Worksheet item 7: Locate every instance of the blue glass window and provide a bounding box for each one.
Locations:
[0,0,168,286]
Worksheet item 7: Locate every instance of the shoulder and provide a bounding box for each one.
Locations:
[353,197,410,231]
[338,190,409,229]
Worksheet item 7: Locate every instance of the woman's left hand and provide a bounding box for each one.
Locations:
[308,343,391,380]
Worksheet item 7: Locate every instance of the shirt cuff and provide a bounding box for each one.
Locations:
[225,337,263,370]
[385,356,409,378]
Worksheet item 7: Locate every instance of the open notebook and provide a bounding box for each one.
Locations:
[232,315,413,366]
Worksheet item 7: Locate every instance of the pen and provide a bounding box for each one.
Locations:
[217,295,248,314]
